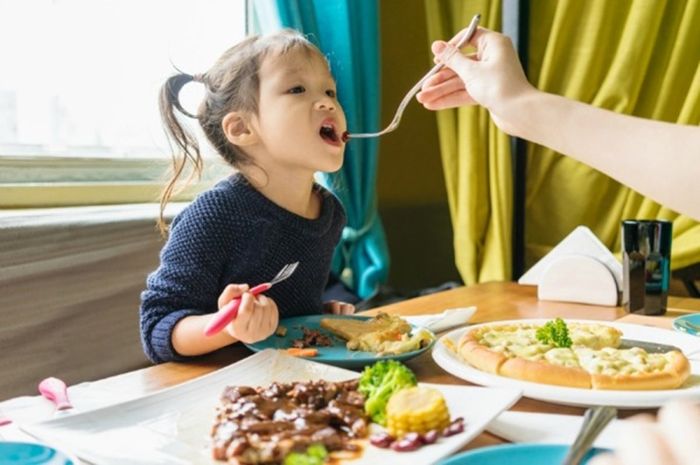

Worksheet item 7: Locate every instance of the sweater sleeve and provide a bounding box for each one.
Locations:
[139,194,235,363]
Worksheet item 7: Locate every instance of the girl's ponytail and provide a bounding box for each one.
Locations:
[157,73,204,235]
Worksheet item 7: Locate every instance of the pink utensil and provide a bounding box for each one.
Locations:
[38,377,73,413]
[204,262,299,337]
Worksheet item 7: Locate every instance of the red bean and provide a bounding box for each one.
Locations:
[422,430,439,444]
[369,432,394,448]
[442,418,465,437]
[391,433,423,452]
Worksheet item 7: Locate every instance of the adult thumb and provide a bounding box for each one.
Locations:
[433,41,473,74]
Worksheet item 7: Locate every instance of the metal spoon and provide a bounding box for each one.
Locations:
[561,406,617,465]
[348,13,481,139]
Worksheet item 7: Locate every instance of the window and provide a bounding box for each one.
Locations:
[0,0,246,207]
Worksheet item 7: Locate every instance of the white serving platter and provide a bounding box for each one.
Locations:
[24,349,521,465]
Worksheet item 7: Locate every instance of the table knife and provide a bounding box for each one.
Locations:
[618,338,683,354]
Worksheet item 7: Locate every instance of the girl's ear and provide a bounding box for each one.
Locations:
[222,111,259,146]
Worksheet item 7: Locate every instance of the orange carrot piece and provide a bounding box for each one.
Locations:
[285,348,319,357]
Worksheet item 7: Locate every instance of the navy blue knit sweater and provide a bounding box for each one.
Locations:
[140,174,346,363]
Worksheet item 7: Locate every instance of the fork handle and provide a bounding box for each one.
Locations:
[203,283,272,337]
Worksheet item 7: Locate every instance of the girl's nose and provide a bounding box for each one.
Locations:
[314,97,336,112]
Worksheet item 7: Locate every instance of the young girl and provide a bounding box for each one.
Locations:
[140,30,355,364]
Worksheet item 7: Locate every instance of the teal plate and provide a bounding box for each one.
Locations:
[245,314,435,369]
[0,442,77,465]
[436,444,609,465]
[673,313,700,337]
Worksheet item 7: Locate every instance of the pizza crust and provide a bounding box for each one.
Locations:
[590,351,690,390]
[500,356,592,389]
[458,339,506,374]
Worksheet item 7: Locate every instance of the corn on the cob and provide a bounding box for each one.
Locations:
[385,386,450,438]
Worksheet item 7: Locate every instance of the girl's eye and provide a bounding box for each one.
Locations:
[326,90,336,98]
[288,85,305,94]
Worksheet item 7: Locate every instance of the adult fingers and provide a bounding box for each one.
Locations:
[420,89,477,110]
[218,283,249,309]
[615,421,676,465]
[658,400,700,465]
[445,25,489,49]
[417,73,472,104]
[432,41,476,76]
[422,68,458,90]
[588,453,624,465]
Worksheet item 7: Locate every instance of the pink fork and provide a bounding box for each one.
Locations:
[204,262,299,337]
[38,377,73,412]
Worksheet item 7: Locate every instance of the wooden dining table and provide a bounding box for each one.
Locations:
[79,281,699,457]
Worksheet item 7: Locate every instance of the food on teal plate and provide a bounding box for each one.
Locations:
[321,313,434,355]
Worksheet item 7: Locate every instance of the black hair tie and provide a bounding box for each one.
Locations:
[167,73,198,118]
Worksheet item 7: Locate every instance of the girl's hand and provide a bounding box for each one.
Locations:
[323,300,356,315]
[217,284,279,344]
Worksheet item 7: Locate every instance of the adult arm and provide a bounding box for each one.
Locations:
[417,28,700,220]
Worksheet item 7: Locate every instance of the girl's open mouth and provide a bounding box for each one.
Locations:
[319,121,344,146]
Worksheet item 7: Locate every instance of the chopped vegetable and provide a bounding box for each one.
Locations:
[285,348,319,357]
[386,386,450,438]
[536,318,572,348]
[283,444,327,465]
[276,325,288,337]
[358,360,417,425]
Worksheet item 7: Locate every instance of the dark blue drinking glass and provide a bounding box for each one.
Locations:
[621,219,672,315]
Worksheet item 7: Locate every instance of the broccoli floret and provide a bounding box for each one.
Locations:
[358,360,417,425]
[536,318,572,348]
[283,444,327,465]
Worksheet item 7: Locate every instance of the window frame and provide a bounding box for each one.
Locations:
[0,0,247,208]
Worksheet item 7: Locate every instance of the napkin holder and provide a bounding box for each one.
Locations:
[538,255,619,306]
[519,226,622,307]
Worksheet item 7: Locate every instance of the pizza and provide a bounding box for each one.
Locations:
[457,320,690,390]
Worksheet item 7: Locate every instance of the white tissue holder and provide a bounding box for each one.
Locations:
[519,226,623,307]
[537,255,620,306]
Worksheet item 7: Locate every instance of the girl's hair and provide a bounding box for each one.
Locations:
[157,29,323,235]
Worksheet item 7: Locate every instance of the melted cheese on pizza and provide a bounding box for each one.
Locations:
[473,322,673,376]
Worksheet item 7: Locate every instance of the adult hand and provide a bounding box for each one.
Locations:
[322,300,356,315]
[416,27,533,132]
[589,400,700,465]
[217,284,279,344]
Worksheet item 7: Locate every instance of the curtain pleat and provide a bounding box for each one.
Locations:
[424,0,512,284]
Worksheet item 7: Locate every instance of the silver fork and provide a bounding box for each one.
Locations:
[561,406,617,465]
[349,13,481,139]
[204,262,299,336]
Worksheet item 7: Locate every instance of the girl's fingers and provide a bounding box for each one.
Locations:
[218,283,249,309]
[233,292,255,338]
[341,303,355,315]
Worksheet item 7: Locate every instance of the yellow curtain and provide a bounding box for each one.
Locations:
[526,0,700,270]
[424,0,513,284]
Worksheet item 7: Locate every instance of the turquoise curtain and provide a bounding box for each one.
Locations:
[251,0,389,299]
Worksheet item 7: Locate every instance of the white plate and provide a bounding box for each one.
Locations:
[23,350,521,465]
[433,319,700,408]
